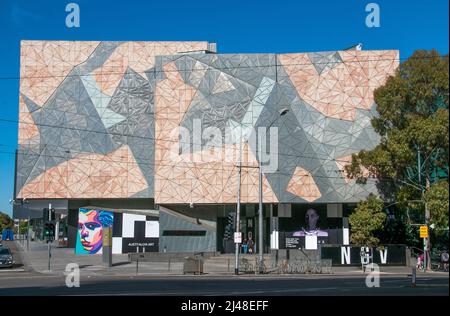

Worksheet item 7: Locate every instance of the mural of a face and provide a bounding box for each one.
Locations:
[305,208,319,231]
[78,210,103,253]
[76,209,113,254]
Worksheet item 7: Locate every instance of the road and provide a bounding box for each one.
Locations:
[0,273,447,296]
[1,240,448,296]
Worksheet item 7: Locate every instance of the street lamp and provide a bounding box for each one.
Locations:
[257,107,289,273]
[234,124,243,275]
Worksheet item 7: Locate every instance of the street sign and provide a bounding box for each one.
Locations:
[420,225,428,238]
[234,232,242,244]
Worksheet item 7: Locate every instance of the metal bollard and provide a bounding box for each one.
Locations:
[228,259,230,272]
[168,258,171,271]
[136,258,139,276]
[411,266,416,288]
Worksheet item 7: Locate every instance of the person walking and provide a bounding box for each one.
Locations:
[247,237,254,254]
[242,239,248,254]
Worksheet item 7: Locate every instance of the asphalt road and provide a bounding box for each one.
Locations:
[0,273,448,296]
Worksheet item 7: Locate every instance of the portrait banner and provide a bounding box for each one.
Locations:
[75,208,114,255]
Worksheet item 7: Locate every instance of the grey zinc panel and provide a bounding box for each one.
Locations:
[38,75,116,155]
[15,146,42,191]
[22,94,41,113]
[76,42,119,74]
[174,55,190,83]
[307,51,343,75]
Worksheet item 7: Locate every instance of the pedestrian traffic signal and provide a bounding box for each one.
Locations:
[43,222,55,241]
[227,212,236,231]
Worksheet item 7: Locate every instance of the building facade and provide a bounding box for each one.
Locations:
[14,40,399,254]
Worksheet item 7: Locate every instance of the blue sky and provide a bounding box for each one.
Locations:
[0,0,448,216]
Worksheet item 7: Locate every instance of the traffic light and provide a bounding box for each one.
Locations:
[224,224,231,240]
[223,212,236,240]
[43,208,55,222]
[43,222,55,241]
[228,212,236,231]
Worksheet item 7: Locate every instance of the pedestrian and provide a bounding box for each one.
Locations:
[247,237,254,254]
[242,239,248,254]
[417,253,424,269]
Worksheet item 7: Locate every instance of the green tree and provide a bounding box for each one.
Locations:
[19,220,29,235]
[424,180,449,233]
[0,212,13,232]
[345,50,449,245]
[349,195,386,247]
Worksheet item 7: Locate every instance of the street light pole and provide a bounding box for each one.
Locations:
[23,198,30,251]
[258,139,264,273]
[234,128,243,275]
[257,108,289,274]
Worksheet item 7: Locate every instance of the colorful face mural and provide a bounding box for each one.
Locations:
[75,208,113,254]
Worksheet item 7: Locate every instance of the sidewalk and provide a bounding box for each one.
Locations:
[13,240,450,278]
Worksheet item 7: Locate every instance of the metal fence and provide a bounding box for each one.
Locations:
[239,257,332,274]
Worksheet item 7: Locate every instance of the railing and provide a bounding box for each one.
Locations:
[276,259,332,274]
[239,257,332,274]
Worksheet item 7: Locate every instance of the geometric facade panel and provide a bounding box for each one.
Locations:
[16,41,399,204]
[17,41,210,199]
[153,50,398,204]
[286,166,322,202]
[17,145,147,199]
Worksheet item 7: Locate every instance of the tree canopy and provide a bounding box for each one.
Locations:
[345,50,449,236]
[349,195,386,247]
[0,212,13,232]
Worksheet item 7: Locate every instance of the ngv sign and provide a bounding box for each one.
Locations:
[321,245,407,266]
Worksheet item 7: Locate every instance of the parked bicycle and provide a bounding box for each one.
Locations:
[439,252,449,272]
[239,258,253,274]
[254,257,267,274]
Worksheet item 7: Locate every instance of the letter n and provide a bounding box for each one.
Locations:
[341,246,351,265]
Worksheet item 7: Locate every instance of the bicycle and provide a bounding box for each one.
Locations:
[278,259,289,274]
[254,257,267,274]
[239,258,253,274]
[439,252,449,272]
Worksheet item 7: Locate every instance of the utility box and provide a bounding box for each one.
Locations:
[183,256,203,275]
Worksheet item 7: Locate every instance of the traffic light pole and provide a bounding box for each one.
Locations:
[47,203,52,271]
[48,241,51,271]
[417,149,430,272]
[27,214,30,251]
[234,135,242,275]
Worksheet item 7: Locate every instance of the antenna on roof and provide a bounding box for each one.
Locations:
[344,43,363,51]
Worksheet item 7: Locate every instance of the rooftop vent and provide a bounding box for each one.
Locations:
[344,43,363,51]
